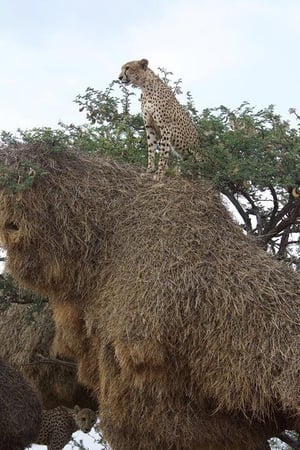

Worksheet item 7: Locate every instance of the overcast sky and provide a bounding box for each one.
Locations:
[1,0,300,133]
[3,1,299,448]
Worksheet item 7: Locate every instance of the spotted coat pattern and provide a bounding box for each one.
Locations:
[34,405,97,450]
[119,58,201,179]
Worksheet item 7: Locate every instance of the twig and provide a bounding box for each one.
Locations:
[23,353,77,369]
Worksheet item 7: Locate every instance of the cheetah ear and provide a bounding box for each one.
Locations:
[74,405,80,413]
[139,59,149,70]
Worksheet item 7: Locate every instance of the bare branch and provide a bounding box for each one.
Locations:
[263,198,295,236]
[262,199,300,246]
[0,297,48,305]
[238,189,265,235]
[267,185,279,229]
[22,353,77,369]
[222,189,253,233]
[277,226,291,258]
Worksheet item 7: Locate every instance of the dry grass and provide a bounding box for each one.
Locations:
[0,300,96,409]
[0,357,41,449]
[0,142,300,449]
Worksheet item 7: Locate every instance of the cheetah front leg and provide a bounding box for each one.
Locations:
[154,125,172,181]
[145,123,158,173]
[48,432,71,450]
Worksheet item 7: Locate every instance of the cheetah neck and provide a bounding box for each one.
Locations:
[141,69,166,94]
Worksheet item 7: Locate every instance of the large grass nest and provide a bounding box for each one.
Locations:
[0,357,42,449]
[0,142,143,299]
[0,142,300,449]
[0,298,96,409]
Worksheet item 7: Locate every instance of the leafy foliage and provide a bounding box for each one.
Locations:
[0,273,47,321]
[196,102,300,265]
[0,160,49,194]
[74,82,147,163]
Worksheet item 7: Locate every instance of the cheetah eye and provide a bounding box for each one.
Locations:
[124,66,131,74]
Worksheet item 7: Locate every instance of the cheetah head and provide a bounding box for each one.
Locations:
[118,58,149,87]
[74,405,97,433]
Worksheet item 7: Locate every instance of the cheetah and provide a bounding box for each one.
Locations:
[119,58,202,180]
[33,405,97,450]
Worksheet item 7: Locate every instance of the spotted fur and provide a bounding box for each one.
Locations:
[119,58,201,179]
[35,405,97,450]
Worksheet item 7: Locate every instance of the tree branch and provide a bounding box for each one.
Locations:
[263,198,295,236]
[262,199,300,246]
[222,189,253,233]
[0,297,48,305]
[277,225,292,258]
[22,354,77,369]
[238,188,264,234]
[267,185,279,230]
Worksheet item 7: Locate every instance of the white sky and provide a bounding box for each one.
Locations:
[1,0,300,132]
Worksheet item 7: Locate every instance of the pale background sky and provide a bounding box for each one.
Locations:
[1,0,300,134]
[3,0,299,448]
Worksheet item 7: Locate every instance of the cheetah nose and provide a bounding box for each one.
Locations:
[118,75,123,81]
